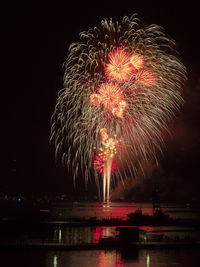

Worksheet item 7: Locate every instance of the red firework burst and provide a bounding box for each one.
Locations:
[93,152,117,175]
[90,83,127,118]
[106,48,133,81]
[98,83,124,110]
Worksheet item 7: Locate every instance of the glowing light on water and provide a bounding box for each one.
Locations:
[147,253,150,267]
[53,255,57,267]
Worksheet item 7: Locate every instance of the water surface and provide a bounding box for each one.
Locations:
[1,248,200,267]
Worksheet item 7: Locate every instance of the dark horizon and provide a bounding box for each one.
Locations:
[3,2,200,200]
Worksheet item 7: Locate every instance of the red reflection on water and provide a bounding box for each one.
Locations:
[92,202,156,220]
[97,251,125,267]
[92,227,103,243]
[92,226,117,244]
[95,202,103,207]
[138,226,157,232]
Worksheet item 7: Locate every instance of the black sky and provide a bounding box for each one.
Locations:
[3,1,200,198]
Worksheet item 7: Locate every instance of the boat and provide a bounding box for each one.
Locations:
[127,207,169,225]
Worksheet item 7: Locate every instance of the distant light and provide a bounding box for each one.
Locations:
[17,197,22,203]
[59,229,62,243]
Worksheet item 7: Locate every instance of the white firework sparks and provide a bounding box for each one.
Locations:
[50,14,187,200]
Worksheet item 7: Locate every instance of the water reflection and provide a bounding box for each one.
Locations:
[53,226,93,245]
[97,251,124,267]
[50,202,200,221]
[53,255,57,267]
[0,248,200,267]
[92,226,117,243]
[147,253,150,267]
[45,250,125,267]
[44,249,200,267]
[52,224,200,246]
[52,225,118,245]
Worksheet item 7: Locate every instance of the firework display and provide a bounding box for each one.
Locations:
[93,128,120,202]
[50,14,186,202]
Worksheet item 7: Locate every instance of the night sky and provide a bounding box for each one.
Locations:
[3,1,200,200]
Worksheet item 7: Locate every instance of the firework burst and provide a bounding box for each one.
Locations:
[106,48,133,81]
[50,14,186,201]
[90,83,127,118]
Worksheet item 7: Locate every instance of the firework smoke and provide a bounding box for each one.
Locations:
[50,14,186,201]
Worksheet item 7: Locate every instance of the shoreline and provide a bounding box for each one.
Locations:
[1,240,200,250]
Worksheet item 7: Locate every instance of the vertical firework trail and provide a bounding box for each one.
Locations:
[50,14,186,202]
[95,128,119,202]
